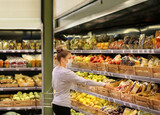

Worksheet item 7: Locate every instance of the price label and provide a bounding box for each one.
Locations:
[3,50,6,53]
[7,108,11,110]
[11,50,15,53]
[129,103,132,108]
[16,107,20,110]
[25,88,28,90]
[131,50,133,53]
[137,50,140,53]
[122,50,125,53]
[110,73,113,76]
[17,50,21,53]
[0,69,4,71]
[16,68,19,71]
[111,50,113,53]
[25,50,28,53]
[124,75,127,79]
[142,50,145,53]
[31,68,35,71]
[0,88,3,91]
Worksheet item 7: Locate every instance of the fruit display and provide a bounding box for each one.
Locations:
[32,73,42,86]
[71,109,85,115]
[123,108,154,115]
[0,75,18,87]
[15,74,35,87]
[3,111,20,115]
[0,40,41,50]
[0,73,42,87]
[71,91,124,115]
[0,91,41,107]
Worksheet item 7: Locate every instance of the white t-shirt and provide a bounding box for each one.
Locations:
[52,66,105,107]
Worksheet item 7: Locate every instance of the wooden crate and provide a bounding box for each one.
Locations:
[85,105,98,114]
[14,100,35,107]
[151,66,160,78]
[77,84,88,90]
[134,66,152,77]
[109,90,121,100]
[134,95,150,107]
[121,93,134,103]
[108,64,119,73]
[0,100,13,107]
[97,87,109,96]
[98,110,109,115]
[88,63,97,71]
[0,79,13,83]
[105,64,108,71]
[97,63,106,71]
[119,65,135,75]
[0,84,18,87]
[72,61,79,68]
[88,86,97,93]
[150,98,160,110]
[79,62,88,69]
[36,99,42,106]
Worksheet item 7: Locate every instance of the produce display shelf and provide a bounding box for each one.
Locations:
[71,87,160,115]
[36,50,41,53]
[0,87,42,91]
[0,50,35,53]
[70,49,160,54]
[0,68,42,71]
[71,105,93,115]
[70,68,160,84]
[0,106,42,111]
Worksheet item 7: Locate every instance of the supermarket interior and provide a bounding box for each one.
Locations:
[0,0,160,115]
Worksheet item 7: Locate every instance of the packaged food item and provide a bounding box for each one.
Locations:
[0,41,2,50]
[155,30,160,49]
[35,40,41,50]
[16,43,22,50]
[139,34,146,49]
[30,40,35,50]
[35,55,41,67]
[3,40,9,50]
[0,60,3,68]
[32,73,42,86]
[143,35,154,49]
[16,57,26,68]
[9,40,16,50]
[4,60,9,68]
[22,40,30,49]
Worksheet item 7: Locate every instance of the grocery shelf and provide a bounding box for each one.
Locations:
[71,87,160,115]
[36,50,42,53]
[0,87,42,91]
[0,106,42,111]
[70,68,160,84]
[0,68,41,71]
[70,49,160,54]
[0,50,35,53]
[71,105,93,115]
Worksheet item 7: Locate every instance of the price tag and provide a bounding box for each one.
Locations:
[137,106,140,110]
[0,69,4,71]
[110,50,112,53]
[16,107,20,110]
[25,50,28,53]
[142,50,145,53]
[0,88,3,91]
[122,50,125,53]
[138,50,140,53]
[25,88,28,90]
[110,73,113,76]
[31,68,35,71]
[17,50,21,53]
[131,50,133,53]
[7,108,11,110]
[124,75,127,79]
[151,49,154,53]
[113,99,116,103]
[129,103,132,108]
[16,68,19,71]
[3,50,6,53]
[11,50,15,53]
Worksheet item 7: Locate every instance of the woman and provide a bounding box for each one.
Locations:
[52,46,106,115]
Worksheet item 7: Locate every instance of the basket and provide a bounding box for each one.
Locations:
[97,63,106,71]
[150,98,160,110]
[88,86,97,93]
[0,100,13,107]
[97,110,109,115]
[0,79,13,83]
[119,65,135,75]
[72,61,79,68]
[121,93,134,103]
[77,84,88,90]
[79,62,88,69]
[109,90,121,100]
[97,87,109,96]
[108,64,119,73]
[85,105,98,114]
[13,100,35,107]
[0,84,18,87]
[105,64,108,71]
[134,66,152,77]
[88,63,97,70]
[36,99,42,106]
[151,66,160,78]
[134,94,150,107]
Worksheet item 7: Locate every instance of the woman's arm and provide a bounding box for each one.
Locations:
[64,69,105,86]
